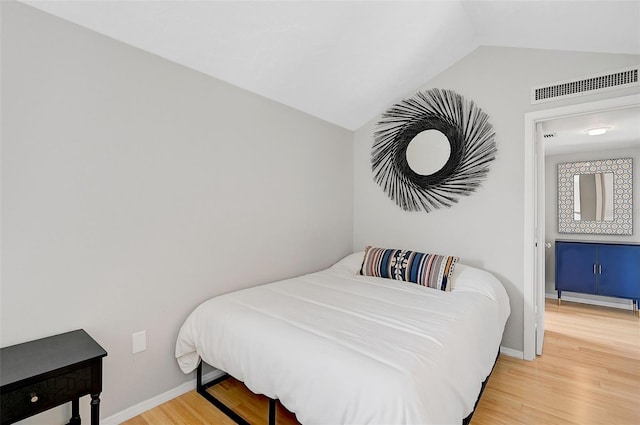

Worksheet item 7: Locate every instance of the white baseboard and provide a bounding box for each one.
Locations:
[102,369,225,425]
[545,292,633,311]
[500,346,524,360]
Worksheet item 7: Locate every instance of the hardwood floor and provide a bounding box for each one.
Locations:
[472,299,640,425]
[123,299,639,424]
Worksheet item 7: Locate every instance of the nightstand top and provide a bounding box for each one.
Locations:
[0,329,107,387]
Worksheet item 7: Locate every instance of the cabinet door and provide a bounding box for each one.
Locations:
[556,242,598,295]
[598,245,640,299]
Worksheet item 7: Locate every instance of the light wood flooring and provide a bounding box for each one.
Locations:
[123,299,639,424]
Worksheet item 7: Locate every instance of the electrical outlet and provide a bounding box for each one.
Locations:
[132,330,146,354]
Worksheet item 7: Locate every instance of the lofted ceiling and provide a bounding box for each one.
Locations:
[21,0,640,130]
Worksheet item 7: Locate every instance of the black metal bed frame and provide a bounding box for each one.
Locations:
[196,350,500,425]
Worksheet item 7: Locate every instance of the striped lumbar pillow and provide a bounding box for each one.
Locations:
[359,246,459,291]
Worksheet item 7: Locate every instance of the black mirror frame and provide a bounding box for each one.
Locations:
[372,88,497,212]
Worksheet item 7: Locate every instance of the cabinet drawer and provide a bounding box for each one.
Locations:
[1,365,92,424]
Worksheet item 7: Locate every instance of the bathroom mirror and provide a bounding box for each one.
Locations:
[573,172,614,221]
[558,158,632,235]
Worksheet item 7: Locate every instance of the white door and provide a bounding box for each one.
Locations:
[535,122,546,355]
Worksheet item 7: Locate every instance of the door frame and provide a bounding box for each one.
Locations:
[522,93,640,361]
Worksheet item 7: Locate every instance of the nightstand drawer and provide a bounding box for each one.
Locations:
[1,365,92,424]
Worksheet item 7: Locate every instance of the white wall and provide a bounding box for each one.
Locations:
[353,46,640,352]
[544,146,640,305]
[1,2,352,422]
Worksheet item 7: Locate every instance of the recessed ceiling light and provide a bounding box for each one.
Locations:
[586,127,610,136]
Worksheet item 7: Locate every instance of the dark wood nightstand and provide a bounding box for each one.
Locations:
[0,329,107,425]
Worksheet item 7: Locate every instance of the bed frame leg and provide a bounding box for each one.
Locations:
[196,362,251,425]
[269,398,277,425]
[197,361,202,388]
[197,361,278,425]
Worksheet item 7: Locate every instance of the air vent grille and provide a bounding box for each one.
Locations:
[531,66,639,104]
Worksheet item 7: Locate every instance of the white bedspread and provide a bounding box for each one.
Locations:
[176,252,510,424]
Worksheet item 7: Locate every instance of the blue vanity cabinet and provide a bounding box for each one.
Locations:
[555,241,640,310]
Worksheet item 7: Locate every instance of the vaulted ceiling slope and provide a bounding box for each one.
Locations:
[22,1,640,130]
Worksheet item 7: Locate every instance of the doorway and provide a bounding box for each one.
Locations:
[523,93,640,361]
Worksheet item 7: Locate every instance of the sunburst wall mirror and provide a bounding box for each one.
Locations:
[371,88,497,212]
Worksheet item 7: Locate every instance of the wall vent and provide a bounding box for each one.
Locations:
[531,65,639,104]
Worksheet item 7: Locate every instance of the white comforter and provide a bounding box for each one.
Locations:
[175,252,510,425]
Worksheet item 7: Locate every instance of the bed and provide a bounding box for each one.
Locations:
[175,250,510,424]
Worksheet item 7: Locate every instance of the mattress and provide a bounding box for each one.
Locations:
[175,252,510,424]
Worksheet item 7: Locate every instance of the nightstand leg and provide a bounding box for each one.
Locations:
[68,398,81,425]
[90,393,101,425]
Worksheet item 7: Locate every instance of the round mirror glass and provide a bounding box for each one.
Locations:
[406,130,451,175]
